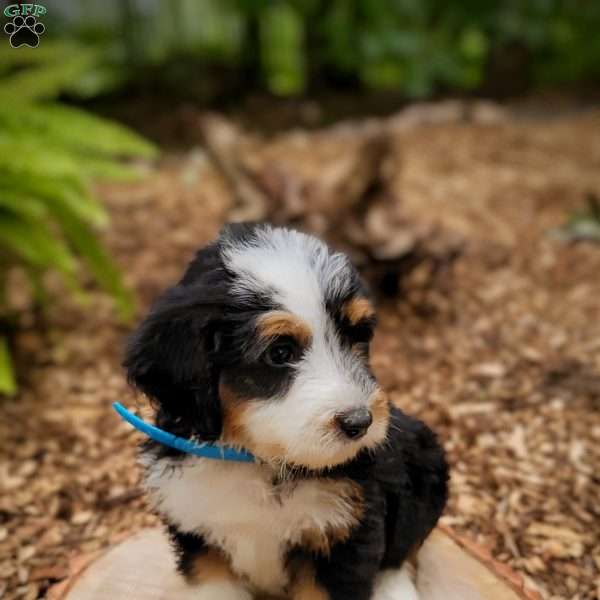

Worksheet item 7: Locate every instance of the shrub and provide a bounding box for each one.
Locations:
[0,42,157,395]
[64,0,600,98]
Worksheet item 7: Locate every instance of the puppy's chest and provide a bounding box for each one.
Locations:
[145,458,361,594]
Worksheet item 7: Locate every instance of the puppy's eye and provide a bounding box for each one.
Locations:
[265,341,298,367]
[346,323,374,345]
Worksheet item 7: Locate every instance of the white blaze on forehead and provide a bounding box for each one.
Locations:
[221,225,373,399]
[221,225,350,324]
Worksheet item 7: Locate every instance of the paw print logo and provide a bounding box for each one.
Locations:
[4,15,45,48]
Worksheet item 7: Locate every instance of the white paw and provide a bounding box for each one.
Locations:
[177,580,253,600]
[373,566,419,600]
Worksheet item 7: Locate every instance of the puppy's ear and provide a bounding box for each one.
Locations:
[124,244,231,441]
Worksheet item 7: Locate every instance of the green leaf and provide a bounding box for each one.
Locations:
[0,176,131,316]
[0,137,86,181]
[0,105,157,168]
[0,190,48,220]
[0,210,77,275]
[53,206,136,321]
[0,172,108,229]
[0,50,98,104]
[0,336,17,396]
[9,103,158,159]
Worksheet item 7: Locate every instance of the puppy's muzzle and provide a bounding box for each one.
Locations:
[335,407,373,440]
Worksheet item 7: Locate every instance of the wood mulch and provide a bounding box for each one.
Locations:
[0,102,599,600]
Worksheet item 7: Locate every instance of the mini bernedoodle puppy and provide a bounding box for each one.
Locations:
[125,223,448,600]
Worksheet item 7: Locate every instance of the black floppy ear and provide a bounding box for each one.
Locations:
[124,278,227,442]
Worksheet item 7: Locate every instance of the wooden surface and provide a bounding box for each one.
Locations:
[48,527,540,600]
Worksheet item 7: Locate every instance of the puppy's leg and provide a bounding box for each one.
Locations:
[373,565,419,600]
[288,536,379,600]
[181,549,252,600]
[169,528,250,600]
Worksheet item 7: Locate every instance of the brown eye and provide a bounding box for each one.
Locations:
[265,341,297,367]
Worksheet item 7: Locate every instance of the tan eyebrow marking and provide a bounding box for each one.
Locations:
[256,311,312,346]
[342,297,376,326]
[369,389,390,431]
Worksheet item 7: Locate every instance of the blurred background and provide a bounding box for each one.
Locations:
[1,2,599,599]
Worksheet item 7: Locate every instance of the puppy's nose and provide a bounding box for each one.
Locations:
[336,407,373,440]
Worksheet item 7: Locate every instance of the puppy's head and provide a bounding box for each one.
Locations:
[125,223,389,470]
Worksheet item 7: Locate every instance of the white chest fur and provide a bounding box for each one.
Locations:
[143,456,360,595]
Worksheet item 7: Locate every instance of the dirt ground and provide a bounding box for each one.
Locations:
[0,103,599,600]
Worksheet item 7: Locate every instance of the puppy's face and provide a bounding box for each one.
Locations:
[126,224,390,470]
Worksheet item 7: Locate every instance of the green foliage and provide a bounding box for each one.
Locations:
[0,42,157,395]
[259,3,305,95]
[63,0,599,98]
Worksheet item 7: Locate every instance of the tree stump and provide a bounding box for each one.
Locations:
[48,526,540,600]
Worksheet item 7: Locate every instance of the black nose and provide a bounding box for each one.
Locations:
[336,408,373,440]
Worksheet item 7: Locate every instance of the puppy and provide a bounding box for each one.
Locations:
[125,223,448,600]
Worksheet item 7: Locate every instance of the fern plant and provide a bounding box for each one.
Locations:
[0,42,157,395]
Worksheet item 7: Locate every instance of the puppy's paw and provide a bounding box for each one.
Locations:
[373,566,419,600]
[179,580,253,600]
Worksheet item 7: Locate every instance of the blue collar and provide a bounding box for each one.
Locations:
[113,402,256,463]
